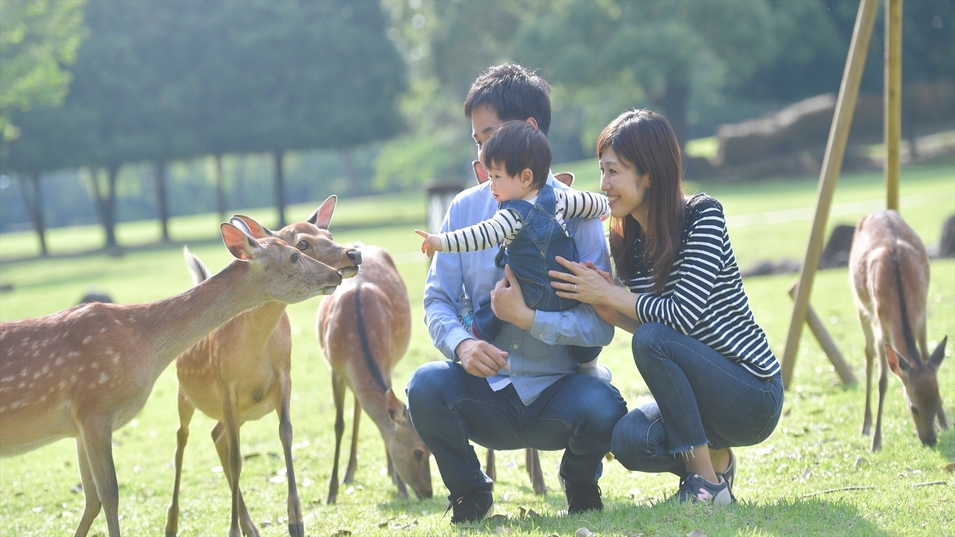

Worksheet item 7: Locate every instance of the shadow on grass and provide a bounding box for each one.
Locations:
[373,496,889,536]
[933,424,955,461]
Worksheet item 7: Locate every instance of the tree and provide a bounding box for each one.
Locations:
[0,0,87,141]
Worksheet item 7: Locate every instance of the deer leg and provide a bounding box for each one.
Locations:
[274,375,304,537]
[872,341,889,452]
[387,450,410,499]
[526,448,547,495]
[72,438,101,537]
[939,407,949,430]
[76,420,121,537]
[343,392,361,484]
[218,395,259,537]
[327,372,347,505]
[210,424,255,534]
[165,388,196,537]
[485,449,496,481]
[859,315,876,436]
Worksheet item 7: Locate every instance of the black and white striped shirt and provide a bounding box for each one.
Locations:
[438,189,609,253]
[629,194,780,378]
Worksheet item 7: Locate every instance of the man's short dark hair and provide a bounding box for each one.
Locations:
[464,64,551,136]
[480,121,551,191]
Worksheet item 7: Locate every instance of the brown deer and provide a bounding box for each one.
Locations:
[0,219,343,537]
[165,196,361,537]
[317,244,433,504]
[848,210,948,451]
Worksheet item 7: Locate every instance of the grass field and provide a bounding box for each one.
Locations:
[0,161,953,536]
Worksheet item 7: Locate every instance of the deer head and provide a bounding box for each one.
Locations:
[231,195,361,278]
[385,389,433,500]
[886,337,948,446]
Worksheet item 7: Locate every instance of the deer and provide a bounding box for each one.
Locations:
[848,210,948,452]
[164,196,361,537]
[317,244,433,504]
[0,218,343,537]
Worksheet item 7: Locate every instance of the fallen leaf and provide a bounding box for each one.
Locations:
[688,530,707,537]
[576,528,594,537]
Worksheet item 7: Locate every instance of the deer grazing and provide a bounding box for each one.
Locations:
[848,210,948,451]
[165,196,361,537]
[317,244,433,504]
[0,218,343,537]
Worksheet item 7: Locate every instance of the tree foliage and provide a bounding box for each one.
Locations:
[0,0,87,141]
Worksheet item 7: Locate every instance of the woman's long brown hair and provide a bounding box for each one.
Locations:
[597,109,685,293]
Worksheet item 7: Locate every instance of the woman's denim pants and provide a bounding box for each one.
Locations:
[611,322,783,475]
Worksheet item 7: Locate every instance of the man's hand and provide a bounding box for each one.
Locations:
[414,229,443,258]
[455,338,509,377]
[490,265,534,331]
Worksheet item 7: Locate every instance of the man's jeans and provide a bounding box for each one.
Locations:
[611,322,783,475]
[407,361,627,497]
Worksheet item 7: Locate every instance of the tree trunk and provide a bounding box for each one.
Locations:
[154,160,170,242]
[273,149,286,228]
[215,153,227,222]
[657,74,690,149]
[87,166,120,249]
[17,173,47,257]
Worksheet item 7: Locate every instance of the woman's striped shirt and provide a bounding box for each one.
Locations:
[628,194,780,378]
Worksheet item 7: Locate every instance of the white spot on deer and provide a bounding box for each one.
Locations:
[11,401,21,409]
[112,355,120,364]
[20,368,28,377]
[38,395,46,403]
[68,351,80,359]
[41,364,49,375]
[100,327,108,333]
[91,361,100,369]
[82,336,92,345]
[1,376,14,383]
[18,381,26,389]
[58,380,67,389]
[99,372,109,384]
[54,357,64,366]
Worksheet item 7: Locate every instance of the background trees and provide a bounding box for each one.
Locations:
[1,0,952,252]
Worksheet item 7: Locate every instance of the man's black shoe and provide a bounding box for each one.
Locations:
[564,481,603,514]
[447,487,494,524]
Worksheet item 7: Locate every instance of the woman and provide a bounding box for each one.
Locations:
[550,109,783,504]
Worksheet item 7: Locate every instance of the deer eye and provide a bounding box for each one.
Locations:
[414,449,424,462]
[290,252,300,264]
[296,240,308,251]
[910,406,920,416]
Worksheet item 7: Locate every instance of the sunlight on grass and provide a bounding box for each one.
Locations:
[1,162,953,536]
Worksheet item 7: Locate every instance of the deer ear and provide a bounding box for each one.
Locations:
[554,171,575,187]
[472,160,489,184]
[385,389,407,423]
[928,336,947,372]
[886,344,911,377]
[230,215,273,239]
[308,195,337,230]
[221,222,260,260]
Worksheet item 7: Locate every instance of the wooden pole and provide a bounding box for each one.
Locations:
[780,0,879,389]
[788,282,857,385]
[885,0,902,211]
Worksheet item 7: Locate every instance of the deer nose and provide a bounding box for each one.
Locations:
[347,249,362,265]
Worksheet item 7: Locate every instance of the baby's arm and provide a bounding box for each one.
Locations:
[415,209,521,257]
[561,189,610,220]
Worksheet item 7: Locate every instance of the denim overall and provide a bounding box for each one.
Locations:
[471,183,600,362]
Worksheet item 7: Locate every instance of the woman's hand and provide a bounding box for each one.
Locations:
[490,265,534,331]
[549,256,615,306]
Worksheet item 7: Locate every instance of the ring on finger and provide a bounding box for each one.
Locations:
[573,284,577,293]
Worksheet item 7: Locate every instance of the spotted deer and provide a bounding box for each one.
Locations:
[317,244,432,504]
[165,196,361,537]
[0,219,343,537]
[848,210,948,451]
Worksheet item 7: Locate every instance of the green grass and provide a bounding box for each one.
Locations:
[1,161,953,536]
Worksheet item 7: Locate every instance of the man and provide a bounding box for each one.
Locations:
[406,64,627,523]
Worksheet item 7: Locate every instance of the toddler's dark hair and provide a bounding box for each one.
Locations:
[480,121,551,190]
